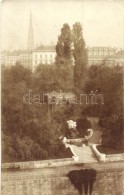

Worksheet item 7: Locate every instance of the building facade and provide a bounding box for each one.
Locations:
[1,51,32,70]
[87,47,117,66]
[1,54,19,67]
[32,49,56,72]
[19,52,32,69]
[1,47,124,71]
[105,50,124,67]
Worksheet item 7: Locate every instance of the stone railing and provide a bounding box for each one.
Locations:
[91,144,106,162]
[1,158,74,170]
[91,144,124,162]
[63,137,86,144]
[106,153,124,162]
[62,130,93,146]
[2,146,124,170]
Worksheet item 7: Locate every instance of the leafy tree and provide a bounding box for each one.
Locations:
[35,64,74,92]
[56,23,72,65]
[76,117,91,137]
[84,65,123,117]
[72,22,88,94]
[84,65,123,150]
[2,64,71,162]
[100,116,124,150]
[55,65,74,91]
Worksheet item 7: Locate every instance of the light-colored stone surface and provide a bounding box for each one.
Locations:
[88,117,102,144]
[91,144,106,162]
[2,158,74,170]
[70,144,98,162]
[1,161,124,195]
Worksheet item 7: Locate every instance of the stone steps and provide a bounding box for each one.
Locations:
[71,145,98,162]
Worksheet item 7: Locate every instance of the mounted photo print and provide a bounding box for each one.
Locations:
[1,0,124,195]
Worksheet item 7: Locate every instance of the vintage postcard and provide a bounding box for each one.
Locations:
[1,0,124,195]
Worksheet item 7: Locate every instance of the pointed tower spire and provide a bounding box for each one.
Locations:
[27,10,34,51]
[29,9,32,26]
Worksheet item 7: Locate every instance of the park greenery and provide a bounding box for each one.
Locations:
[2,23,124,162]
[67,169,97,195]
[56,22,88,94]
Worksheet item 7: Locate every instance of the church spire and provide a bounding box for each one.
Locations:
[27,10,34,51]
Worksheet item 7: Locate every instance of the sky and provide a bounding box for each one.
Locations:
[1,0,124,50]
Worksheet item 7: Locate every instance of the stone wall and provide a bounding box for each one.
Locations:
[1,158,74,170]
[1,160,124,195]
[106,153,124,162]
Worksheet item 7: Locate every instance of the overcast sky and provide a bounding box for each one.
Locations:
[1,0,124,50]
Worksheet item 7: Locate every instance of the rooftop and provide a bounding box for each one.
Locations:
[87,47,117,51]
[34,45,55,52]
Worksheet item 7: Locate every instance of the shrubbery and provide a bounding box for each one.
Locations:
[2,64,74,162]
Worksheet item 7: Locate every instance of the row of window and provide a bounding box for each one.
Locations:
[34,54,54,59]
[6,60,18,63]
[20,59,32,62]
[89,52,114,56]
[2,57,19,60]
[20,55,31,58]
[34,59,53,65]
[20,57,32,59]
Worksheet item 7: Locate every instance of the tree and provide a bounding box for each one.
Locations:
[84,65,123,117]
[84,64,123,150]
[72,22,88,94]
[76,117,91,137]
[35,64,74,92]
[2,64,74,162]
[56,23,72,65]
[100,116,124,150]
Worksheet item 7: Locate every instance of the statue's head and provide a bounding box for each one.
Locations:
[67,120,77,129]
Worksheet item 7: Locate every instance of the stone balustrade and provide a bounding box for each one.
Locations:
[1,161,124,195]
[106,153,124,162]
[91,144,124,162]
[91,144,106,162]
[1,158,74,170]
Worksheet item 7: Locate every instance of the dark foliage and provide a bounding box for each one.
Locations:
[61,117,91,139]
[84,65,123,150]
[76,117,91,137]
[99,116,124,150]
[1,64,74,162]
[67,169,97,195]
[56,23,72,65]
[84,65,123,117]
[72,22,88,94]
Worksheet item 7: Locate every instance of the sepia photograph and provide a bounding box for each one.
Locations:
[1,0,124,195]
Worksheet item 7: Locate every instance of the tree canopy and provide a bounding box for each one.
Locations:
[72,22,88,94]
[56,23,72,65]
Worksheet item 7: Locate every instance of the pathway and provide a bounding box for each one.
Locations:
[88,117,102,144]
[67,117,102,162]
[71,145,98,163]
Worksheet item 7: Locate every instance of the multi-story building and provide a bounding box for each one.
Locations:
[1,48,56,72]
[87,47,117,66]
[1,51,32,70]
[32,46,56,72]
[1,53,19,67]
[1,47,123,71]
[19,52,32,69]
[105,50,124,67]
